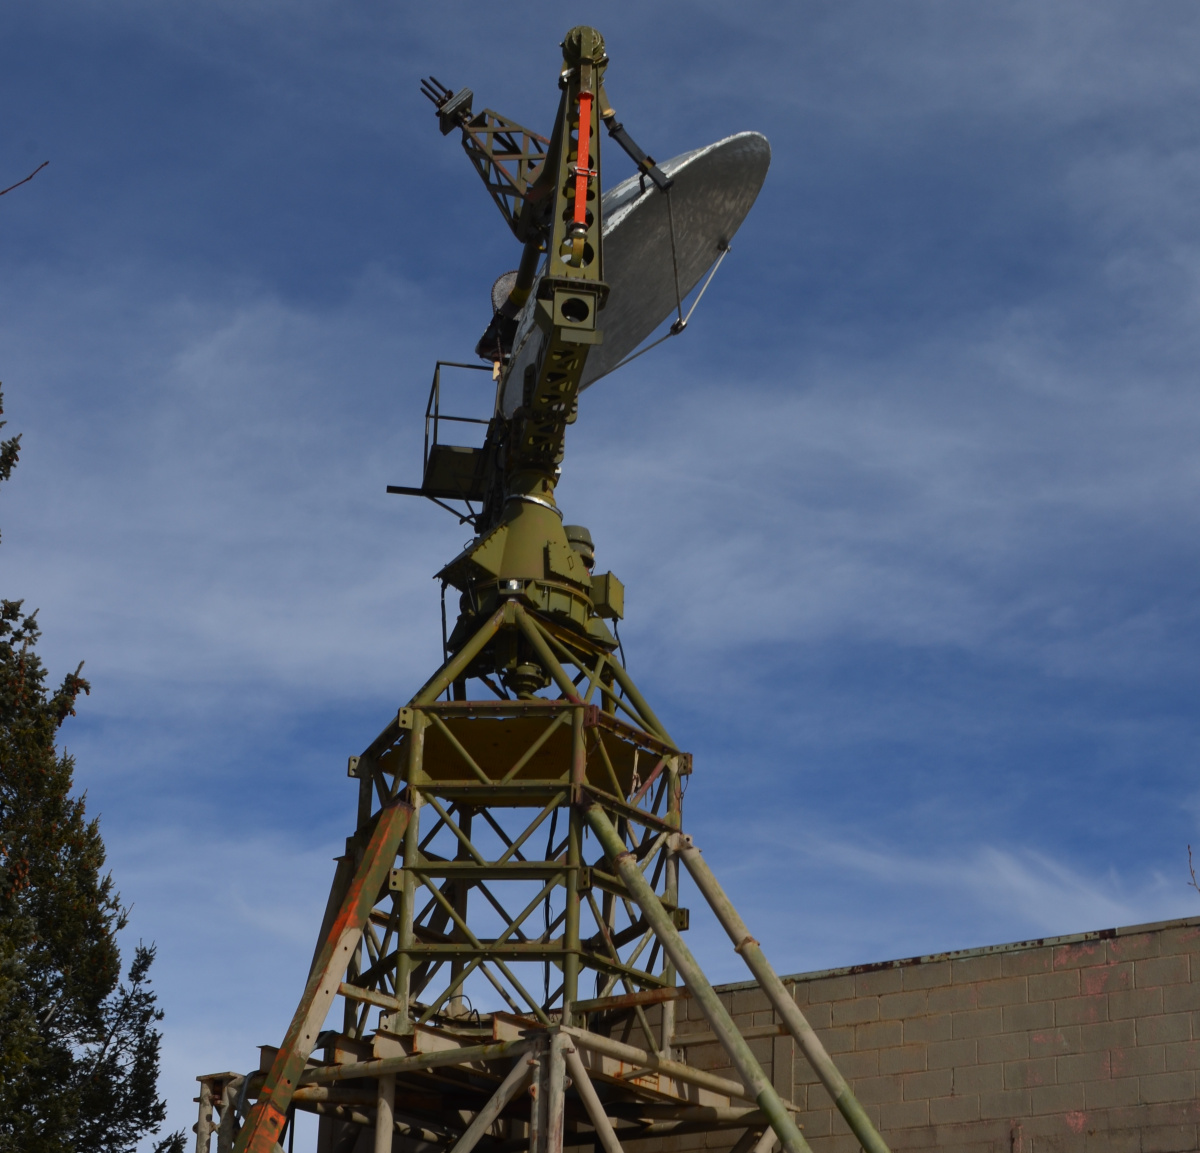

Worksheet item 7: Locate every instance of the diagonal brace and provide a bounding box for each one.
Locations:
[584,804,811,1153]
[672,834,890,1153]
[234,799,412,1153]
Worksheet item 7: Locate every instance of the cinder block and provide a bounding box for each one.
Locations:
[1139,1071,1196,1104]
[807,1136,861,1153]
[1005,1002,1055,1033]
[1056,996,1109,1026]
[818,1025,855,1055]
[1085,1130,1142,1153]
[927,1038,978,1070]
[1109,987,1163,1020]
[1108,1043,1164,1078]
[1003,948,1054,978]
[1137,1013,1191,1046]
[1030,971,1080,1002]
[794,1056,820,1086]
[953,1009,1005,1040]
[880,990,930,1022]
[1030,1083,1085,1114]
[802,1107,833,1137]
[849,1074,903,1105]
[1029,1027,1077,1057]
[1162,981,1200,1013]
[1054,942,1109,970]
[1078,1019,1136,1052]
[978,1088,1030,1119]
[684,1041,726,1071]
[880,1044,928,1075]
[747,1036,773,1067]
[836,1049,880,1079]
[929,1094,981,1125]
[978,978,1029,1008]
[1141,1124,1199,1153]
[1083,1076,1140,1110]
[810,976,857,1004]
[833,997,880,1027]
[954,1062,1003,1094]
[953,955,1003,984]
[874,1125,934,1152]
[929,985,981,1013]
[1164,1040,1200,1071]
[1156,926,1200,955]
[1136,956,1190,988]
[931,1127,1008,1151]
[732,988,770,1016]
[903,1012,953,1045]
[1021,1111,1098,1139]
[879,1100,929,1129]
[902,961,952,991]
[1004,1057,1056,1089]
[1079,963,1133,996]
[857,968,905,996]
[1107,932,1162,962]
[804,1002,833,1030]
[979,1032,1030,1064]
[787,980,811,1006]
[1126,1100,1200,1128]
[856,1021,903,1050]
[1056,1049,1111,1083]
[902,1068,953,1100]
[809,1081,834,1110]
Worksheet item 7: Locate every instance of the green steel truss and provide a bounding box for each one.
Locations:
[197,604,889,1153]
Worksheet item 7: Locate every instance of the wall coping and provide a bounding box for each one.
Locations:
[712,913,1200,993]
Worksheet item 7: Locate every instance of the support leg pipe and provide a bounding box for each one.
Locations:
[563,1043,626,1153]
[675,834,891,1153]
[447,1053,532,1153]
[584,805,811,1153]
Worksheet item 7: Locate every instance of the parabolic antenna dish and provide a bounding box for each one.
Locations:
[500,130,770,417]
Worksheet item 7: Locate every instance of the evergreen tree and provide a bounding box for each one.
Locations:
[0,389,184,1153]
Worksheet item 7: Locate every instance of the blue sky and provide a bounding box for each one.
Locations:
[3,0,1200,1144]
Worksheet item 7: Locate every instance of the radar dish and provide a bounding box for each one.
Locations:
[499,131,770,416]
[583,130,771,386]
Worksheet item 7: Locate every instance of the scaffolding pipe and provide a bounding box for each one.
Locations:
[674,835,890,1153]
[563,1043,626,1153]
[584,805,811,1153]
[446,1054,533,1153]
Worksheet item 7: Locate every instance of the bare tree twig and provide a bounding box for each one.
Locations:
[0,161,48,198]
[1187,845,1199,897]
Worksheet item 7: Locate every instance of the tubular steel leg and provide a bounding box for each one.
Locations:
[674,835,890,1153]
[528,1037,547,1153]
[195,1080,216,1153]
[393,713,427,1034]
[584,805,811,1153]
[374,1074,395,1153]
[233,800,413,1153]
[216,1075,244,1153]
[563,1043,625,1153]
[447,1054,533,1153]
[545,1032,568,1153]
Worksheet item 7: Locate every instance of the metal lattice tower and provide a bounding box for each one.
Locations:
[195,26,890,1153]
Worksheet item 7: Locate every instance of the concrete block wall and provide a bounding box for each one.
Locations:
[642,916,1200,1153]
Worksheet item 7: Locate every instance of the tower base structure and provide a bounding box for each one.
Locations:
[195,603,889,1153]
